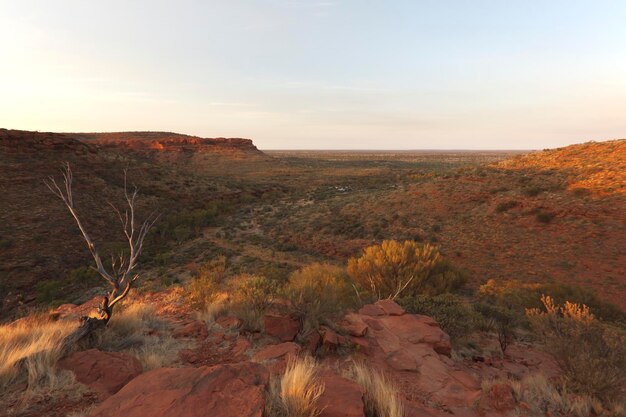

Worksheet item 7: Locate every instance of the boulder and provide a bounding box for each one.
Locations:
[58,349,142,399]
[173,320,208,341]
[358,304,385,316]
[216,315,242,329]
[252,342,301,362]
[320,327,340,350]
[89,362,268,417]
[264,314,300,341]
[375,299,405,316]
[342,313,368,337]
[317,373,365,417]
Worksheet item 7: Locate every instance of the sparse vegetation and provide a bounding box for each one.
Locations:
[526,295,626,403]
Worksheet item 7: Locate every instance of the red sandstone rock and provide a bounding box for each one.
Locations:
[375,299,405,316]
[252,342,301,362]
[358,304,385,316]
[317,374,365,417]
[264,314,300,341]
[58,349,142,399]
[232,337,252,356]
[173,320,208,341]
[89,362,268,417]
[342,313,369,337]
[304,331,322,354]
[320,327,340,350]
[478,382,516,414]
[216,316,242,329]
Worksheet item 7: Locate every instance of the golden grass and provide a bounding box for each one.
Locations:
[195,292,229,325]
[96,300,189,370]
[346,362,404,417]
[0,315,77,392]
[266,356,325,417]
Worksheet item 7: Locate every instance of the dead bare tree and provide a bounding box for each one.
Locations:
[44,163,158,346]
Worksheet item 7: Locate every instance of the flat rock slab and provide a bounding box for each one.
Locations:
[89,362,268,417]
[58,348,142,399]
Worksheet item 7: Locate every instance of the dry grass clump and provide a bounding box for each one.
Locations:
[494,373,624,417]
[0,315,77,393]
[266,356,325,417]
[527,295,626,404]
[187,256,226,309]
[96,300,189,370]
[346,362,404,417]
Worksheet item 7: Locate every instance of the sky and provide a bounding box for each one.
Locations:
[1,1,625,150]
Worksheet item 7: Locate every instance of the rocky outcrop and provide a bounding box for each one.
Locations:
[264,313,300,342]
[344,300,481,411]
[58,349,142,399]
[89,362,268,417]
[317,373,365,417]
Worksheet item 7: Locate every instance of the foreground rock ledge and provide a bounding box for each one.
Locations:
[89,362,268,417]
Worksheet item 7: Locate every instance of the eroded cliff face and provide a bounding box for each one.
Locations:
[86,133,260,154]
[0,129,261,155]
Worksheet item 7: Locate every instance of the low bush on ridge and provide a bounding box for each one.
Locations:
[284,263,358,337]
[526,295,626,404]
[347,240,465,300]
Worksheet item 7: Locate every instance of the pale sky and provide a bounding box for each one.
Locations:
[1,1,625,149]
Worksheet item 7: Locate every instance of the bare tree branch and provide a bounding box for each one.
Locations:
[45,163,158,327]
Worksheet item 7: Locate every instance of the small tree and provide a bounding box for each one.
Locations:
[45,163,157,346]
[347,240,461,300]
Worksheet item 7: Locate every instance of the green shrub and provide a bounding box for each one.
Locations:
[473,303,519,352]
[536,211,556,223]
[35,267,101,307]
[398,294,483,340]
[527,296,626,403]
[495,200,518,213]
[284,263,358,337]
[478,279,626,324]
[347,240,465,300]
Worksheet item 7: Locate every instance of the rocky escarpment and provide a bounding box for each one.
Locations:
[73,131,261,155]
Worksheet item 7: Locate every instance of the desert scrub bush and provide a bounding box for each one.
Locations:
[347,240,465,300]
[346,362,404,417]
[397,294,483,340]
[0,315,77,394]
[266,355,324,417]
[526,295,626,403]
[535,211,556,223]
[230,274,280,331]
[472,303,519,353]
[35,267,101,307]
[187,256,226,309]
[284,263,358,337]
[478,279,626,324]
[495,200,518,213]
